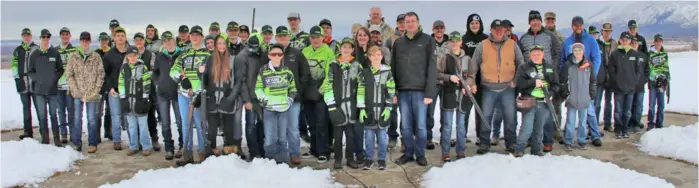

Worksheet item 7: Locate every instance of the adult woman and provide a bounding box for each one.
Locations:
[354,27,391,68]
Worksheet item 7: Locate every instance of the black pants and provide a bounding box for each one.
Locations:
[388,108,400,140]
[97,93,112,140]
[245,108,265,157]
[304,99,328,157]
[208,111,243,148]
[20,93,33,136]
[299,105,309,136]
[148,102,158,143]
[333,124,355,161]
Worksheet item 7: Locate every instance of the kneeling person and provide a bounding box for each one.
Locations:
[120,46,154,156]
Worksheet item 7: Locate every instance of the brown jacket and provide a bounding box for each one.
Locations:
[467,35,525,90]
[66,49,105,102]
[437,49,467,85]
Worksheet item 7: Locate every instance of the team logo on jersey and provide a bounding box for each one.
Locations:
[629,57,636,61]
[529,71,537,78]
[49,57,56,62]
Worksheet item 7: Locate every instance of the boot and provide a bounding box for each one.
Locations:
[176,151,194,166]
[52,129,62,147]
[113,141,123,150]
[60,135,68,144]
[198,151,209,163]
[175,149,183,158]
[40,131,50,144]
[152,140,162,152]
[223,146,236,155]
[212,147,222,156]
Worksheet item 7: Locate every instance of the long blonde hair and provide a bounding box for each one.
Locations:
[212,36,230,83]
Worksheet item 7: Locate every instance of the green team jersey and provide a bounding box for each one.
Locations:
[530,64,549,98]
[57,43,78,90]
[118,60,152,98]
[169,46,211,95]
[302,44,335,82]
[648,46,669,81]
[255,62,297,112]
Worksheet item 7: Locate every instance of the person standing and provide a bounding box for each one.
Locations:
[287,12,310,50]
[384,13,406,51]
[176,25,191,50]
[12,28,39,140]
[226,21,244,56]
[608,32,641,139]
[145,24,162,52]
[597,23,617,133]
[120,46,154,157]
[133,32,161,151]
[56,27,78,143]
[502,19,518,41]
[28,29,63,145]
[426,19,449,150]
[238,33,267,160]
[319,19,340,54]
[364,7,394,43]
[103,26,129,151]
[205,34,217,53]
[95,32,113,141]
[646,34,669,131]
[391,12,436,166]
[95,32,111,57]
[436,31,469,161]
[66,32,105,152]
[460,14,488,145]
[560,43,596,151]
[628,36,650,134]
[627,20,649,56]
[239,25,251,45]
[208,22,228,40]
[154,31,185,160]
[543,12,565,43]
[588,26,599,40]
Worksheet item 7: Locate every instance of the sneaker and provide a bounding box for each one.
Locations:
[416,157,428,166]
[592,139,603,147]
[346,158,359,169]
[18,134,33,140]
[152,142,161,152]
[564,144,574,152]
[87,146,97,153]
[616,134,623,139]
[426,140,435,150]
[476,144,490,154]
[631,127,642,134]
[301,152,314,159]
[623,133,630,138]
[505,146,515,153]
[456,153,466,159]
[442,154,452,162]
[490,136,499,146]
[388,138,397,148]
[165,151,174,160]
[558,139,566,145]
[175,149,183,158]
[377,160,386,170]
[543,144,553,152]
[576,144,588,150]
[394,155,415,165]
[317,156,328,164]
[291,156,302,165]
[113,142,123,151]
[363,160,373,170]
[513,152,524,157]
[72,145,82,152]
[61,136,68,144]
[333,160,342,169]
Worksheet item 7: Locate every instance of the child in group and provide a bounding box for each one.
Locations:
[647,34,669,130]
[119,46,153,156]
[357,45,395,170]
[436,31,470,162]
[323,37,363,169]
[560,43,596,151]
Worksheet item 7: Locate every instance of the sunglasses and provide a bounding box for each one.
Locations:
[269,53,284,57]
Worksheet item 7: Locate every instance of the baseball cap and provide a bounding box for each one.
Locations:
[602,23,613,31]
[572,16,584,25]
[588,26,599,34]
[502,19,514,27]
[261,25,274,34]
[490,19,504,29]
[544,12,556,19]
[309,25,324,37]
[227,21,240,30]
[448,31,461,41]
[21,28,31,35]
[99,32,110,41]
[319,19,332,27]
[209,22,220,30]
[275,26,290,36]
[288,12,301,19]
[161,31,174,40]
[178,25,189,33]
[134,32,145,39]
[40,29,51,37]
[369,25,382,33]
[79,31,91,41]
[205,34,216,41]
[269,43,284,51]
[654,33,663,41]
[340,37,354,46]
[59,27,70,34]
[628,20,638,28]
[126,46,139,54]
[396,14,406,21]
[190,25,203,35]
[239,25,250,33]
[109,19,119,28]
[114,26,126,33]
[620,31,631,40]
[530,45,545,52]
[433,20,445,28]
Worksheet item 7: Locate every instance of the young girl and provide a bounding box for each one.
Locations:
[436,31,469,161]
[323,37,363,169]
[119,46,153,156]
[358,46,395,170]
[560,43,596,151]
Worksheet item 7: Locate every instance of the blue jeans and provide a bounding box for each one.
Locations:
[614,92,634,135]
[32,94,59,139]
[126,114,152,150]
[57,90,74,137]
[491,108,503,138]
[365,128,388,161]
[440,111,466,154]
[564,106,588,145]
[158,95,182,152]
[595,86,614,127]
[426,87,441,141]
[178,94,205,152]
[107,95,123,143]
[629,92,645,128]
[398,91,427,158]
[586,100,601,140]
[516,102,549,153]
[287,102,302,157]
[647,87,666,128]
[245,108,265,157]
[480,87,516,146]
[263,110,290,163]
[73,99,99,147]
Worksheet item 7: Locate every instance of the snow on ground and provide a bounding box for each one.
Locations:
[98,155,340,188]
[639,123,698,164]
[0,139,84,187]
[422,153,675,188]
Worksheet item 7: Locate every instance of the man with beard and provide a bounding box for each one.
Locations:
[544,12,565,43]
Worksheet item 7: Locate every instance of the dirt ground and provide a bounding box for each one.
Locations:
[2,113,697,188]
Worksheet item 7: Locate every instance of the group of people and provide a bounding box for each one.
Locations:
[11,7,671,170]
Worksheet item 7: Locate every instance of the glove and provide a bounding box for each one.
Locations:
[359,109,367,123]
[181,77,192,90]
[381,108,391,121]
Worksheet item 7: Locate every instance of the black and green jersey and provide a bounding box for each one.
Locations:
[11,41,39,94]
[169,46,211,95]
[289,31,310,51]
[649,46,669,81]
[119,60,152,115]
[357,64,396,128]
[56,43,78,90]
[322,57,363,124]
[255,62,297,112]
[176,37,191,51]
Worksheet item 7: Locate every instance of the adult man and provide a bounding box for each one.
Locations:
[364,7,394,43]
[56,27,78,143]
[276,25,311,165]
[103,26,129,151]
[209,22,228,40]
[133,32,161,151]
[154,31,185,160]
[502,19,519,41]
[608,32,641,139]
[261,25,274,51]
[629,36,650,134]
[561,16,602,147]
[145,24,162,52]
[460,13,489,145]
[544,12,565,43]
[95,32,112,141]
[597,23,617,132]
[319,19,340,54]
[239,25,251,45]
[467,19,525,154]
[226,21,244,56]
[302,25,336,164]
[627,20,649,56]
[288,12,310,50]
[391,12,436,166]
[176,25,191,50]
[237,33,266,160]
[426,19,449,150]
[12,28,38,140]
[384,13,406,50]
[109,19,120,47]
[95,32,111,57]
[66,32,105,153]
[28,29,63,145]
[368,26,393,65]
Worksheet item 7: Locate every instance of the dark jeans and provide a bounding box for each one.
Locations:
[595,86,614,128]
[614,92,634,135]
[147,96,159,142]
[647,86,666,128]
[629,91,645,129]
[398,91,428,157]
[57,90,74,138]
[19,93,33,136]
[101,93,112,139]
[299,105,309,136]
[542,96,563,145]
[333,123,355,161]
[426,87,441,142]
[388,107,400,140]
[473,88,483,140]
[479,87,516,147]
[208,111,242,148]
[157,95,183,152]
[304,99,329,157]
[32,94,59,141]
[245,108,265,157]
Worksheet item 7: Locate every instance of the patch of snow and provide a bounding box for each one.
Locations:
[588,1,698,28]
[423,153,674,188]
[0,139,84,187]
[98,155,341,188]
[639,123,698,164]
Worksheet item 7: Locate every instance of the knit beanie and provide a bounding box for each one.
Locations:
[529,10,542,23]
[572,42,585,52]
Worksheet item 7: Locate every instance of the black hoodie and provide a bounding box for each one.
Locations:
[461,14,488,57]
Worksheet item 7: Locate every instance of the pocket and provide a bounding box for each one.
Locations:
[327,105,347,126]
[134,97,151,114]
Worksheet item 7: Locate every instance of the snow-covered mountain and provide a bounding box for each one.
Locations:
[586,1,698,37]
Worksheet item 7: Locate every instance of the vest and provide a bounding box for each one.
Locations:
[480,39,516,84]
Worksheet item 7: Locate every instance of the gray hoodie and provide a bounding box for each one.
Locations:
[562,56,597,110]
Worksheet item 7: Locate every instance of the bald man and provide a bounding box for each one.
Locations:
[364,7,395,43]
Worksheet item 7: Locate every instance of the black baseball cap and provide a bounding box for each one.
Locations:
[396,14,406,21]
[134,32,145,39]
[433,20,445,28]
[59,27,70,34]
[21,28,31,35]
[161,31,174,40]
[588,26,599,34]
[628,20,638,28]
[79,31,91,41]
[275,26,290,36]
[269,43,284,51]
[502,19,514,28]
[99,32,110,41]
[309,25,323,37]
[239,25,250,33]
[40,29,51,37]
[319,19,332,27]
[261,25,274,34]
[572,16,584,25]
[620,31,631,40]
[654,33,663,41]
[126,46,139,54]
[209,22,220,30]
[190,25,203,35]
[227,21,240,30]
[490,19,504,29]
[109,19,119,28]
[178,25,189,33]
[530,45,545,52]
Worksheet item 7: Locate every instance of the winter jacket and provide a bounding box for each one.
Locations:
[461,14,488,57]
[176,37,191,51]
[468,35,526,90]
[390,28,437,99]
[356,44,392,68]
[325,39,340,56]
[57,43,78,91]
[633,49,650,92]
[322,56,363,126]
[596,37,617,88]
[508,33,519,41]
[432,34,450,60]
[282,44,310,102]
[255,62,297,112]
[302,44,335,101]
[630,33,649,56]
[515,60,559,99]
[648,46,670,85]
[561,31,601,76]
[518,27,561,65]
[365,18,395,43]
[154,47,183,100]
[357,64,395,129]
[238,46,268,104]
[384,28,404,50]
[169,46,212,95]
[546,26,565,43]
[145,38,163,53]
[118,60,151,115]
[11,42,39,94]
[289,31,310,51]
[227,39,244,57]
[94,47,111,58]
[27,47,63,96]
[607,46,641,94]
[437,49,470,112]
[66,48,105,102]
[103,45,129,93]
[202,53,249,114]
[560,56,597,109]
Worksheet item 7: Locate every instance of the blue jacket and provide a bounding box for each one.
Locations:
[561,31,601,76]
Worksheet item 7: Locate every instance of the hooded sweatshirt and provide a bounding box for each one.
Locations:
[154,47,182,100]
[169,44,212,96]
[302,43,335,101]
[432,34,450,60]
[561,31,601,76]
[648,46,669,85]
[437,48,470,112]
[27,46,63,96]
[461,14,488,57]
[560,55,597,110]
[255,61,297,112]
[365,18,395,43]
[607,45,641,94]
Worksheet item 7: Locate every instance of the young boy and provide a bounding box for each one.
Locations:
[323,37,363,169]
[560,43,596,151]
[358,46,395,170]
[119,46,153,156]
[436,31,470,162]
[629,37,650,134]
[647,34,669,130]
